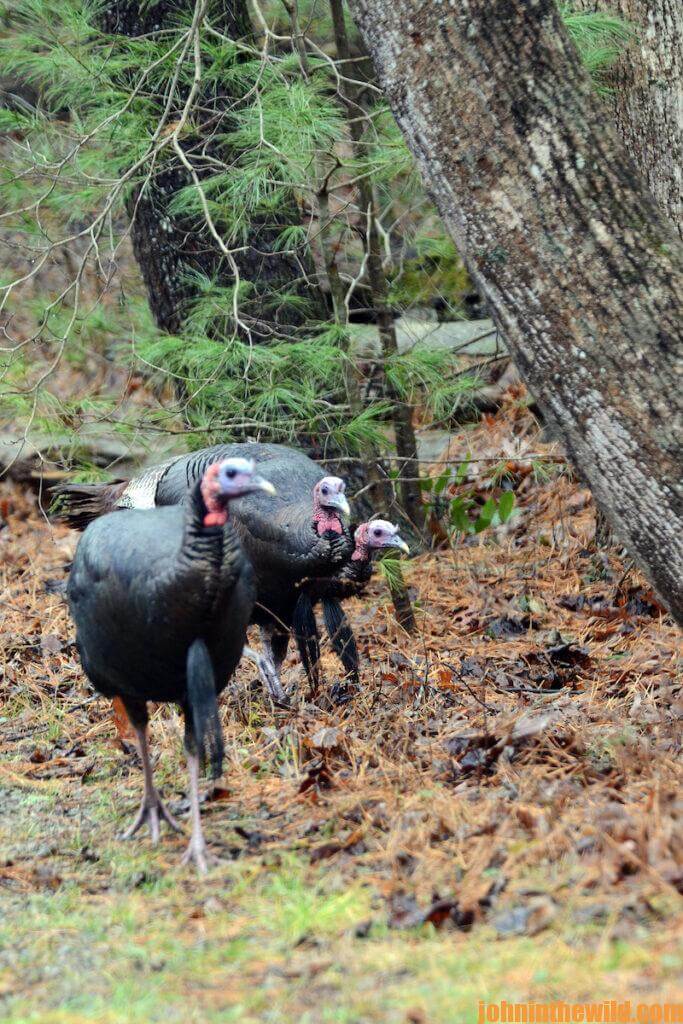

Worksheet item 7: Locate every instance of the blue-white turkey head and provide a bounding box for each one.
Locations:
[352,520,409,559]
[200,458,276,527]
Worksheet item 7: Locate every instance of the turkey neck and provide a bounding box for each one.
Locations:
[339,545,373,585]
[300,541,373,604]
[310,508,354,559]
[179,482,243,592]
[312,505,343,536]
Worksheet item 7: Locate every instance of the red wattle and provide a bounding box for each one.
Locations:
[203,511,227,527]
[314,510,343,535]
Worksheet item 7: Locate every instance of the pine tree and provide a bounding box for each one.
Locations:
[0,0,638,535]
[98,0,325,338]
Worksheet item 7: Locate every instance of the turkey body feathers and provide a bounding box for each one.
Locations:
[61,443,354,697]
[149,445,355,655]
[291,590,321,691]
[186,638,225,780]
[155,443,321,506]
[67,500,254,716]
[55,444,328,529]
[56,443,353,582]
[154,443,353,581]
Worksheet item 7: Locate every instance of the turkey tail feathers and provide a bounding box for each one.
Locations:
[322,597,359,685]
[186,638,224,779]
[292,591,321,691]
[51,481,127,531]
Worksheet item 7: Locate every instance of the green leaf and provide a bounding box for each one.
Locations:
[498,491,515,523]
[449,498,472,534]
[455,458,470,484]
[434,468,451,495]
[473,497,497,533]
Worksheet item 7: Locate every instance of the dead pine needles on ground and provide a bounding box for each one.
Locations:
[1,405,682,1022]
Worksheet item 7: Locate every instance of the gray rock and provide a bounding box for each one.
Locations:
[349,317,503,358]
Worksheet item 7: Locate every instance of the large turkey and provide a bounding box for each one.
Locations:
[66,457,276,871]
[56,443,354,699]
[295,520,409,696]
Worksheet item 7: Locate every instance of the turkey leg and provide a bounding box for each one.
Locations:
[180,750,214,874]
[120,722,183,844]
[264,627,289,674]
[243,641,289,706]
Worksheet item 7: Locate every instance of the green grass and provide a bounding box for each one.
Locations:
[3,881,682,1023]
[2,779,683,1024]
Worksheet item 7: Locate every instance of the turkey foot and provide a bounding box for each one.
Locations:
[120,790,182,844]
[121,722,183,843]
[180,831,217,875]
[181,750,217,875]
[243,646,289,707]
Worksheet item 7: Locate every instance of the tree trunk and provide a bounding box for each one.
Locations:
[575,0,682,238]
[101,1,324,337]
[346,0,683,624]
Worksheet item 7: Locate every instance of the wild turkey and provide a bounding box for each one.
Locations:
[56,443,354,699]
[294,520,409,696]
[66,457,276,872]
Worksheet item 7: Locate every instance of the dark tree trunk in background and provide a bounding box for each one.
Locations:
[101,1,324,338]
[347,0,683,624]
[576,0,682,239]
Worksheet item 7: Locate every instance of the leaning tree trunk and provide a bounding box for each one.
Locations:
[101,1,324,338]
[346,0,683,624]
[576,0,682,239]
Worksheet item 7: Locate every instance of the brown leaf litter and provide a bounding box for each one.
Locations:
[1,403,682,937]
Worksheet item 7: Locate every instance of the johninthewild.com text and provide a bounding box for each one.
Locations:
[478,1003,683,1023]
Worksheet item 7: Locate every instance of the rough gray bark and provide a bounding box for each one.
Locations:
[576,0,682,238]
[346,0,683,623]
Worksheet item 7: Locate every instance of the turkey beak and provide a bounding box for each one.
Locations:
[388,534,410,555]
[253,475,276,496]
[327,492,351,517]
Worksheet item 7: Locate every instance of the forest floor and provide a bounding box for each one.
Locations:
[1,403,682,1023]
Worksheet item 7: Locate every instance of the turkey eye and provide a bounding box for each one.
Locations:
[373,528,382,537]
[322,486,328,495]
[226,468,237,479]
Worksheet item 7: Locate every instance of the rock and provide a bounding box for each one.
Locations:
[349,318,501,358]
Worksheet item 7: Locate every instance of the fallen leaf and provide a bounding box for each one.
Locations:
[309,727,341,751]
[207,786,231,803]
[515,804,548,835]
[40,634,63,655]
[298,758,333,795]
[310,827,364,863]
[486,615,530,639]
